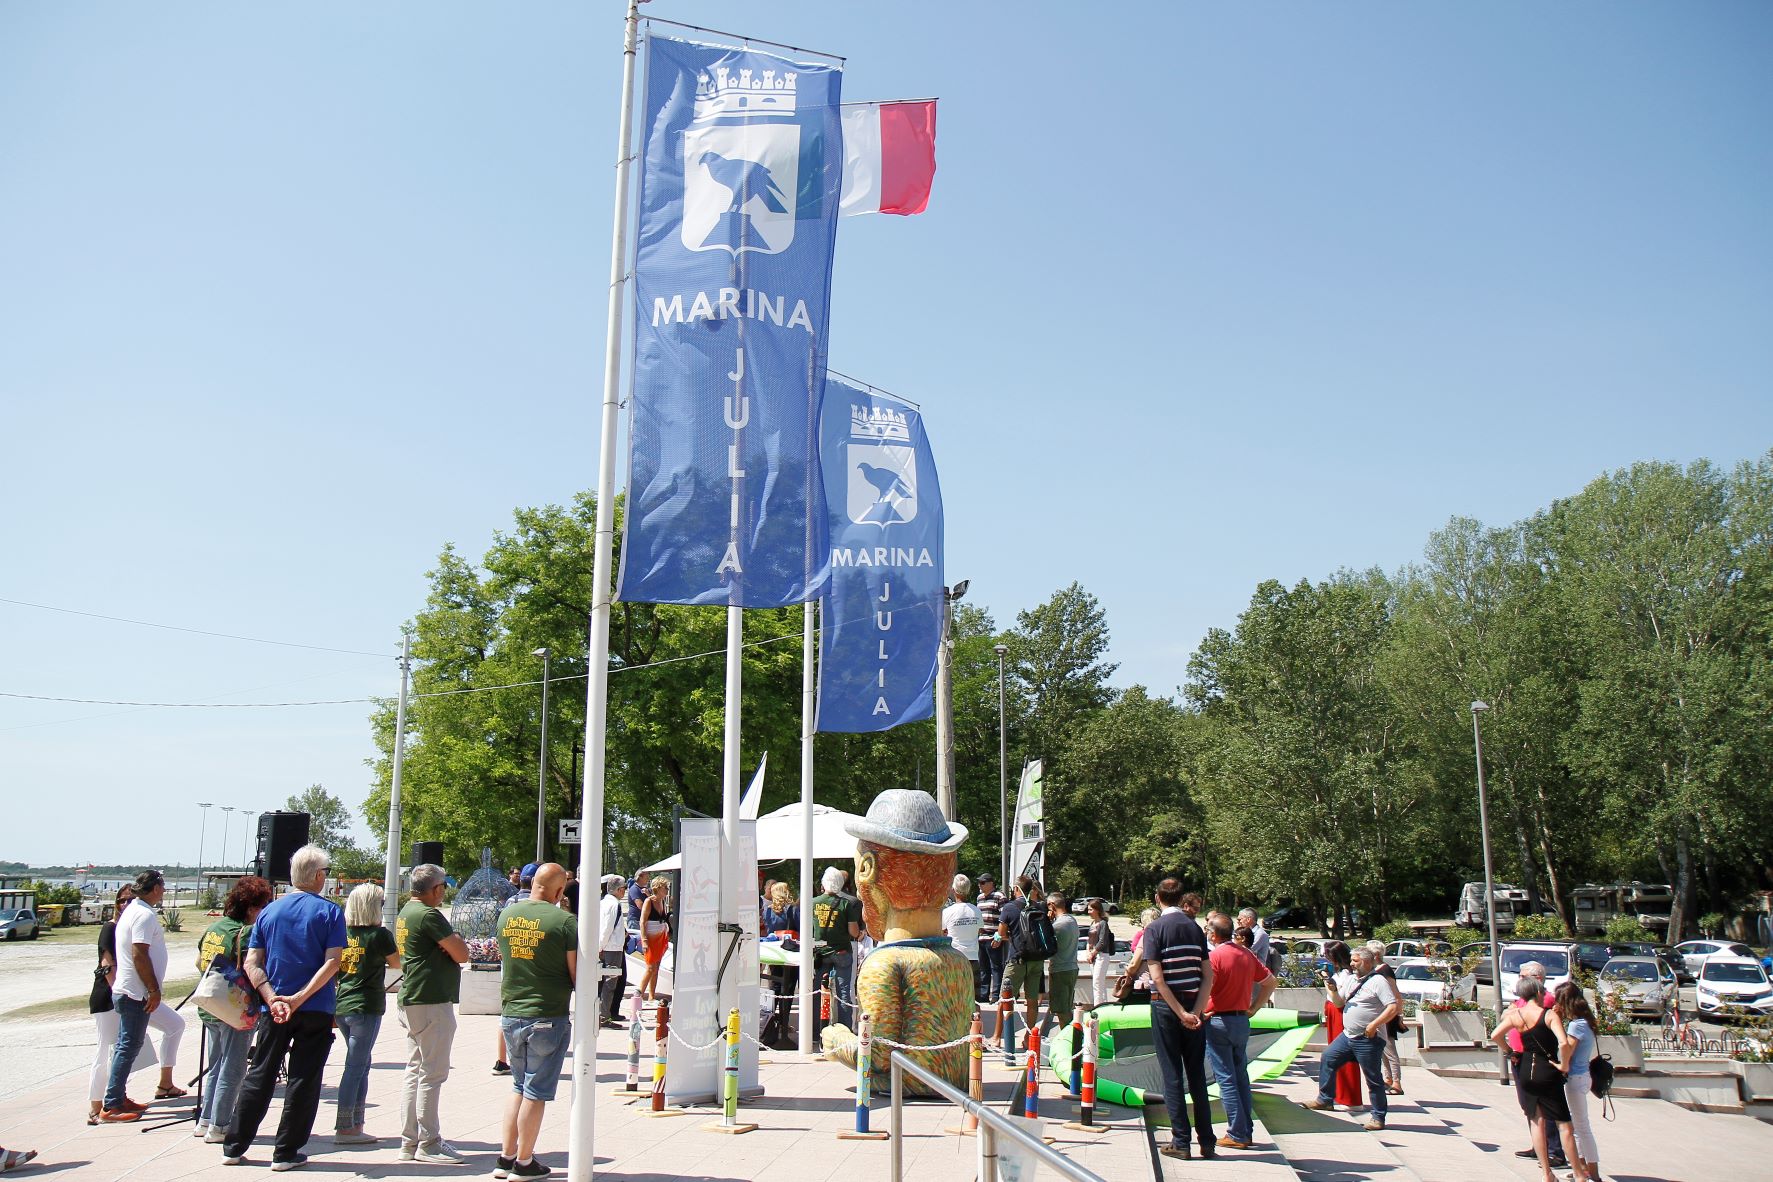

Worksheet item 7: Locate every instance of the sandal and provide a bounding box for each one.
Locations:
[2,1149,39,1172]
[155,1085,189,1100]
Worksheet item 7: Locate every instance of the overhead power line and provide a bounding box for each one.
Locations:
[0,596,390,658]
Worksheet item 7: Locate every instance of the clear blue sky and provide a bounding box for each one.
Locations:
[3,2,1769,865]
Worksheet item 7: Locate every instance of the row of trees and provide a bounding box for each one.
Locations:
[361,453,1772,941]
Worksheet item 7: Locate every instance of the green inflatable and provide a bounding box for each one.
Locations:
[1044,1005,1319,1109]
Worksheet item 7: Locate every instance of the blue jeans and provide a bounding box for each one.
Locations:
[500,1015,570,1103]
[199,1021,252,1130]
[1205,1013,1255,1142]
[1317,1032,1387,1123]
[335,1012,382,1130]
[104,993,150,1111]
[820,952,856,1023]
[1151,1000,1214,1150]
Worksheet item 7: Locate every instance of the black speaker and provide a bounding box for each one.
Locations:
[255,811,311,884]
[411,841,445,870]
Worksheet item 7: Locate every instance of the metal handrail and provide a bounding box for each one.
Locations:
[887,1050,1108,1182]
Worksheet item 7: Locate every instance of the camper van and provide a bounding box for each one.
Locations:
[1455,882,1530,931]
[1571,882,1674,937]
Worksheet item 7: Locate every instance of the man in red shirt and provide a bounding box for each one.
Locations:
[1203,915,1277,1149]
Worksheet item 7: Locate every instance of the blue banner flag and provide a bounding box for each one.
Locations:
[615,37,842,608]
[815,376,944,733]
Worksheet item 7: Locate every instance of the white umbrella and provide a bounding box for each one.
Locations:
[639,800,863,873]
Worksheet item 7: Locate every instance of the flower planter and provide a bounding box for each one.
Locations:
[1417,1009,1486,1048]
[1596,1033,1643,1073]
[1269,988,1325,1016]
[1732,1059,1773,1101]
[460,963,503,1016]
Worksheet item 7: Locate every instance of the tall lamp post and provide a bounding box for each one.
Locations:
[994,642,1009,889]
[195,802,213,907]
[219,807,236,874]
[241,810,255,874]
[534,646,551,864]
[933,581,968,821]
[1471,700,1508,1084]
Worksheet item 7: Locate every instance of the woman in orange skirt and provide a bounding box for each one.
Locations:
[1320,941,1363,1108]
[637,877,673,1001]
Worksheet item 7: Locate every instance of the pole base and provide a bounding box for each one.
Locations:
[942,1124,979,1137]
[704,1121,758,1135]
[836,1130,891,1141]
[609,1086,648,1099]
[1061,1121,1109,1133]
[642,1107,688,1118]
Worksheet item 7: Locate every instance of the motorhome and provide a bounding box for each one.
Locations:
[1572,882,1674,937]
[1455,882,1530,931]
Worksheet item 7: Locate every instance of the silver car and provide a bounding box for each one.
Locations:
[1598,955,1674,1019]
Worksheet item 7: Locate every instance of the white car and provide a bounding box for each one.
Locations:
[1695,956,1773,1019]
[1382,939,1453,967]
[1390,957,1476,1006]
[1498,942,1573,999]
[1672,939,1756,979]
[1597,955,1676,1019]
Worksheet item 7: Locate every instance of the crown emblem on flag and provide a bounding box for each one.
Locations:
[693,66,798,122]
[850,404,911,442]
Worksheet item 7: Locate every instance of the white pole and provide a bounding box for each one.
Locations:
[535,648,551,864]
[934,590,956,822]
[566,4,640,1177]
[381,636,412,931]
[798,600,817,1053]
[719,603,744,1039]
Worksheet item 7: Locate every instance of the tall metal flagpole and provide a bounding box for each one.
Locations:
[798,600,817,1053]
[382,636,412,931]
[568,5,641,1179]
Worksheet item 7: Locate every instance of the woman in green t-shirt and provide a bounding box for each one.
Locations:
[194,875,273,1140]
[334,883,401,1143]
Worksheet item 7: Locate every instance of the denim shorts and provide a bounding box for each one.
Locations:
[501,1015,571,1102]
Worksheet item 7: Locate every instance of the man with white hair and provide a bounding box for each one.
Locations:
[596,874,628,1025]
[222,844,347,1170]
[397,863,470,1164]
[811,866,862,1022]
[1236,908,1271,967]
[1302,944,1400,1131]
[942,874,984,1000]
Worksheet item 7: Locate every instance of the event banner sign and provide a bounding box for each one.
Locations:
[815,376,944,732]
[667,814,759,1103]
[616,37,843,607]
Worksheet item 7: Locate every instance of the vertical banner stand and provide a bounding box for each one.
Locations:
[567,4,641,1180]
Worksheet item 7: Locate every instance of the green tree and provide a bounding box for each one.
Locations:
[1008,582,1117,765]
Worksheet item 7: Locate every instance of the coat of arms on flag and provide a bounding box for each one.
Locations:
[846,402,917,525]
[681,67,801,255]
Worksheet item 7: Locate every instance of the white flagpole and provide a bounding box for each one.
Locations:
[797,600,816,1053]
[720,602,744,1044]
[380,635,411,931]
[567,4,641,1180]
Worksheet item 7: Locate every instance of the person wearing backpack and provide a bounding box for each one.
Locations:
[996,876,1055,1048]
[1553,982,1602,1182]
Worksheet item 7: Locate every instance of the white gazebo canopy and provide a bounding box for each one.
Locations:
[640,800,863,873]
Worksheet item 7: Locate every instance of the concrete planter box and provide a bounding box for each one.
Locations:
[460,964,503,1016]
[1734,1060,1773,1102]
[1597,1033,1644,1073]
[1269,988,1324,1016]
[1418,1009,1486,1048]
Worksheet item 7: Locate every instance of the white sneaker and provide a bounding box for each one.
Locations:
[399,1144,418,1161]
[205,1128,228,1144]
[193,1122,210,1138]
[415,1143,467,1165]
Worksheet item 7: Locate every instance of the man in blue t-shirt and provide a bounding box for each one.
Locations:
[624,872,650,953]
[222,845,347,1169]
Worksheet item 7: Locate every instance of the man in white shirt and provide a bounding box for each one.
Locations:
[102,870,187,1119]
[597,875,628,1025]
[942,874,984,1000]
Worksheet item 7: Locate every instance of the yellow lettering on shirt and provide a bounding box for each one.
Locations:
[501,914,547,961]
[396,917,408,955]
[198,930,225,972]
[340,935,365,975]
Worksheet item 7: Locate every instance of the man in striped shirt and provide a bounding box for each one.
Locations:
[974,874,1006,1002]
[1138,877,1216,1160]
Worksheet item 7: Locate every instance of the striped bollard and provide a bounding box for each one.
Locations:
[1065,1011,1106,1132]
[624,993,643,1091]
[943,1012,985,1136]
[836,1009,889,1140]
[1068,1019,1084,1098]
[1023,1026,1041,1119]
[641,999,685,1116]
[705,1007,756,1134]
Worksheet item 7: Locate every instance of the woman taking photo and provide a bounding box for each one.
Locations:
[193,875,273,1141]
[333,883,400,1144]
[637,877,673,1002]
[1491,976,1585,1182]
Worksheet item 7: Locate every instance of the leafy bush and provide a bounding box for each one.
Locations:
[1731,1017,1773,1063]
[1373,920,1414,945]
[1445,925,1485,949]
[1576,967,1635,1035]
[1511,914,1569,941]
[161,907,183,933]
[1698,912,1727,938]
[1602,916,1654,945]
[1275,953,1323,988]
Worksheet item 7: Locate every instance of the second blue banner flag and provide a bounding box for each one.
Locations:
[616,36,842,607]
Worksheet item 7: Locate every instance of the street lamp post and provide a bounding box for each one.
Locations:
[1471,700,1508,1084]
[534,647,551,864]
[219,807,235,874]
[934,581,968,822]
[241,811,254,874]
[195,802,213,907]
[994,642,1009,889]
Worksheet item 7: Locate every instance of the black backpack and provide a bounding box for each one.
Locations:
[1015,905,1058,961]
[1589,1053,1615,1099]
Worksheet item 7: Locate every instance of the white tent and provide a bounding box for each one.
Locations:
[640,800,863,873]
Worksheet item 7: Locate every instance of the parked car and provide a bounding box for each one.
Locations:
[1069,896,1120,916]
[1612,941,1692,984]
[1499,941,1573,998]
[1466,941,1498,987]
[1391,957,1476,1006]
[1673,939,1757,980]
[1570,941,1618,973]
[0,908,41,940]
[1598,955,1676,1019]
[1383,939,1453,966]
[1266,905,1316,931]
[1695,956,1773,1019]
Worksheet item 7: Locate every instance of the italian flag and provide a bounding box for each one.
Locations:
[839,100,938,217]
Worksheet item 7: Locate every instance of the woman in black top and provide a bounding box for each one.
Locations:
[1083,900,1113,1007]
[1491,979,1585,1182]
